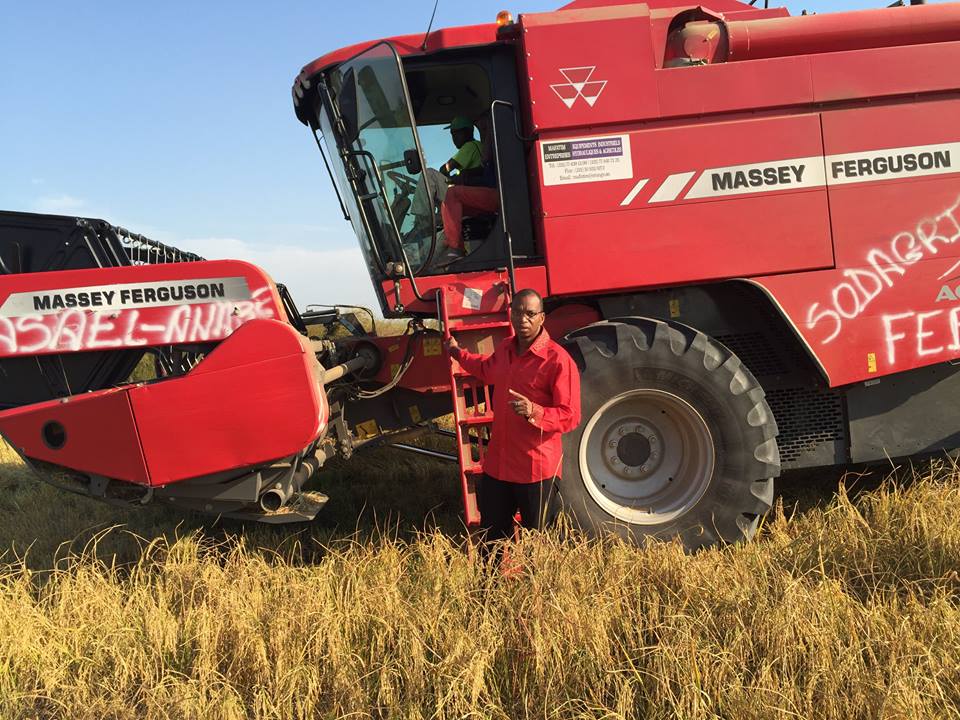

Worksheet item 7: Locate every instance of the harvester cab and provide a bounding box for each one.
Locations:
[293,29,535,301]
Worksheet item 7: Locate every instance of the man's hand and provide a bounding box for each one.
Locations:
[445,335,460,354]
[508,389,535,419]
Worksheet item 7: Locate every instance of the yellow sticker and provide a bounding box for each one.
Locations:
[423,337,442,357]
[390,363,401,377]
[867,352,877,374]
[389,344,400,353]
[355,419,379,439]
[669,298,681,318]
[476,335,494,355]
[409,405,422,423]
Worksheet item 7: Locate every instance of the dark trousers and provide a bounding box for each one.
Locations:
[477,473,556,544]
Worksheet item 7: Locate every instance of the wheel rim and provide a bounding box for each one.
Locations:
[578,388,715,525]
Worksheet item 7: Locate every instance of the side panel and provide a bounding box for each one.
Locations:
[755,98,960,386]
[539,114,834,295]
[810,41,960,104]
[847,362,960,463]
[0,320,326,487]
[0,260,284,358]
[0,389,151,484]
[521,6,659,132]
[656,56,814,118]
[133,321,325,486]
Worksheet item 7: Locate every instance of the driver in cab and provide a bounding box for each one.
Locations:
[441,115,482,177]
[410,115,483,242]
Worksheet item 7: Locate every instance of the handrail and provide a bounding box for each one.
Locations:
[488,99,534,294]
[346,148,431,305]
[383,41,441,305]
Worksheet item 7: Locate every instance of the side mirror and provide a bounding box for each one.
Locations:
[404,149,423,175]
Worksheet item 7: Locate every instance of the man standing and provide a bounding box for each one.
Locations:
[445,289,581,545]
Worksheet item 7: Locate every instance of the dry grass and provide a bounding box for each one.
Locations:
[1,436,959,719]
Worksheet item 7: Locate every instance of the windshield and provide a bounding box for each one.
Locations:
[323,43,436,273]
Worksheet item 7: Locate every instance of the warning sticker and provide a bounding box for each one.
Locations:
[540,134,632,186]
[462,288,483,310]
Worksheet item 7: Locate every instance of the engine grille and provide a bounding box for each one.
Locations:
[765,386,846,466]
[714,330,788,377]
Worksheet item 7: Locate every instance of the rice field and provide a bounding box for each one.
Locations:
[0,437,958,719]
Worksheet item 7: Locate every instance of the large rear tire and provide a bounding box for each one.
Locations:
[559,318,779,550]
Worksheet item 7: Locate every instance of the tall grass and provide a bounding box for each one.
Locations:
[1,436,959,718]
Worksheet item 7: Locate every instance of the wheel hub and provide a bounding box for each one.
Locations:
[579,389,715,525]
[604,421,660,477]
[615,430,651,467]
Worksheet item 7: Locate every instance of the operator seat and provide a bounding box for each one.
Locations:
[461,212,498,250]
[448,111,500,255]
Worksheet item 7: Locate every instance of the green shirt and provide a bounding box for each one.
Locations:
[451,140,482,172]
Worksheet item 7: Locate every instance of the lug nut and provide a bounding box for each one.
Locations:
[608,440,617,448]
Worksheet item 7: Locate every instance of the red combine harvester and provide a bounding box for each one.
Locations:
[3,0,960,548]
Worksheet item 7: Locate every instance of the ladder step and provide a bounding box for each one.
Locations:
[449,320,513,333]
[438,283,507,529]
[459,415,494,426]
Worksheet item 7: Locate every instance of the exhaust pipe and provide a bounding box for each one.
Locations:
[259,454,323,512]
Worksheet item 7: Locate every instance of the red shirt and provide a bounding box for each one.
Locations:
[451,328,581,484]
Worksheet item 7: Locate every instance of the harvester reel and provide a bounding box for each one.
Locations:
[559,318,779,551]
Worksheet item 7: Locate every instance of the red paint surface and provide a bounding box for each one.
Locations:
[0,320,327,486]
[0,389,150,484]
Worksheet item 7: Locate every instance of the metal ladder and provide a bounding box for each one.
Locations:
[439,282,513,525]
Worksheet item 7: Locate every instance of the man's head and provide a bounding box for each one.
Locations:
[510,288,545,342]
[445,115,475,148]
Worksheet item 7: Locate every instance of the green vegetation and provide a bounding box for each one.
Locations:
[1,438,958,719]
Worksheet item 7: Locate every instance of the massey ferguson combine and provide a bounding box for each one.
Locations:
[3,0,960,548]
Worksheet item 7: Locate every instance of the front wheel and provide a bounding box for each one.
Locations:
[559,318,779,550]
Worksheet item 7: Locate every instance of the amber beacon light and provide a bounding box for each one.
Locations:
[496,10,514,26]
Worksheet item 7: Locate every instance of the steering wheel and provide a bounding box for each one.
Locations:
[386,170,419,197]
[385,171,440,273]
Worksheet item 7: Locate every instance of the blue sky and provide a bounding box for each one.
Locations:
[1,0,907,310]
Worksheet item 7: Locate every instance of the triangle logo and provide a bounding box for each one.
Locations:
[550,66,608,109]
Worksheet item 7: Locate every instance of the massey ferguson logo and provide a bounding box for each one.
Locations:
[550,66,607,109]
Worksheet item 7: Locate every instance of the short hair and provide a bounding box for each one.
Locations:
[512,288,543,311]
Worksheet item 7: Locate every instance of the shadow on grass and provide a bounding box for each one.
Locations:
[0,445,463,571]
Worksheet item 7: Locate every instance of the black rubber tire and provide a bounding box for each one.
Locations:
[558,318,779,551]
